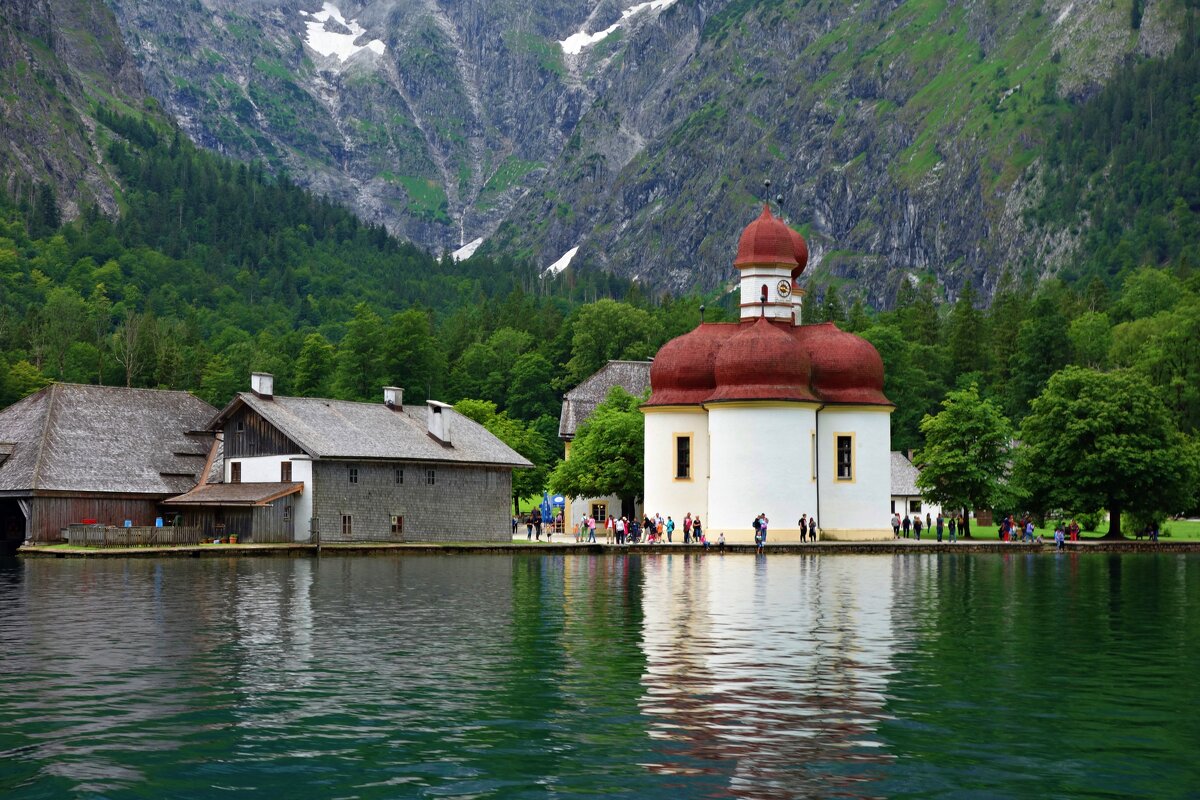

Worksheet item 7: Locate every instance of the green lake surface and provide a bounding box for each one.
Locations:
[1,552,1198,799]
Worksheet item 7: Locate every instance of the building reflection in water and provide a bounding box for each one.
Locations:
[635,552,914,799]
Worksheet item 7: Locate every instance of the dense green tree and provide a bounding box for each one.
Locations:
[332,303,386,400]
[1014,366,1200,537]
[453,399,551,511]
[564,300,655,384]
[384,309,444,403]
[916,383,1015,538]
[944,282,987,379]
[1067,311,1112,369]
[506,352,557,420]
[548,386,643,512]
[293,332,336,396]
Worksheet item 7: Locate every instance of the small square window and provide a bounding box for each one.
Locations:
[230,462,241,483]
[391,515,403,535]
[281,461,292,482]
[425,469,435,485]
[349,467,358,484]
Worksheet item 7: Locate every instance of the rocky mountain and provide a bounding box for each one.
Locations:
[12,0,1186,302]
[0,0,151,219]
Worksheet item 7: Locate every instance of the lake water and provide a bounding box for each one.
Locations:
[1,552,1197,799]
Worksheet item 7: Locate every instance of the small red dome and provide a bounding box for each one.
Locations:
[734,205,798,269]
[796,323,891,406]
[789,228,809,278]
[708,318,817,403]
[645,324,731,406]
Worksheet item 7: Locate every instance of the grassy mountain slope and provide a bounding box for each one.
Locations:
[493,0,1184,302]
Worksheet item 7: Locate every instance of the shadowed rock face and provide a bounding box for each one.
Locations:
[85,0,1183,301]
[0,0,148,218]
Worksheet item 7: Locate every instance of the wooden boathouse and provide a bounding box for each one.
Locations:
[0,383,216,547]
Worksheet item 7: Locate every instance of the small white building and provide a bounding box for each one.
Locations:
[890,451,942,523]
[641,205,894,541]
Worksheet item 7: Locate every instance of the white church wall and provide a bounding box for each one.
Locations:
[707,403,818,542]
[816,408,892,539]
[643,408,710,526]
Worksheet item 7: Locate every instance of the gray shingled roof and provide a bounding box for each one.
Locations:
[891,451,922,496]
[0,384,216,494]
[559,360,652,439]
[164,482,302,506]
[214,393,531,468]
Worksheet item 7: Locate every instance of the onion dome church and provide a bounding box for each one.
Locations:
[642,205,894,541]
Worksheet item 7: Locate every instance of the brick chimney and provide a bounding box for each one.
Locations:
[251,372,274,399]
[427,400,452,445]
[383,386,404,411]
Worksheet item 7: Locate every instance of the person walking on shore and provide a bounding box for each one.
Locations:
[759,513,769,544]
[892,512,901,539]
[800,514,809,542]
[948,514,957,543]
[605,515,614,544]
[903,514,911,538]
[683,513,693,544]
[587,515,597,543]
[936,512,944,543]
[666,516,675,542]
[913,514,922,541]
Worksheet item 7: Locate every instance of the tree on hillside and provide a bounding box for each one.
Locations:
[548,386,643,515]
[1014,366,1200,537]
[916,383,1015,538]
[453,399,551,512]
[564,300,655,384]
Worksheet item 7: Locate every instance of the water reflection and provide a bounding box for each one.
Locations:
[1,553,1198,798]
[636,553,913,798]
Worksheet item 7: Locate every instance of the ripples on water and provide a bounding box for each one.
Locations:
[1,552,1197,799]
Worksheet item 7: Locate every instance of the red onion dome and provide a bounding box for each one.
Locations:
[734,205,798,269]
[645,324,735,407]
[796,322,891,406]
[789,227,809,278]
[708,317,817,403]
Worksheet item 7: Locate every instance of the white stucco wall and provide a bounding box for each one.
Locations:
[816,408,891,538]
[225,454,312,541]
[643,408,710,525]
[706,403,818,539]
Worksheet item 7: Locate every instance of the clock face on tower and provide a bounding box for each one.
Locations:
[777,279,792,298]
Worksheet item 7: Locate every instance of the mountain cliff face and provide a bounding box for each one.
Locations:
[104,0,1182,301]
[0,0,149,218]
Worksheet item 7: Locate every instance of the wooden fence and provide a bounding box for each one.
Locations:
[65,524,204,548]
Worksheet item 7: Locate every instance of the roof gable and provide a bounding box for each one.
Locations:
[559,360,652,439]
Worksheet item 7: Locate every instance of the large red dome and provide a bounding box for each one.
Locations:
[796,323,890,406]
[734,205,798,269]
[644,324,731,407]
[708,318,817,403]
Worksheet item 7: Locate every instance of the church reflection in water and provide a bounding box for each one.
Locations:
[633,553,917,799]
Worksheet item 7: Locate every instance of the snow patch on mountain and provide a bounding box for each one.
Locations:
[543,246,579,275]
[301,3,385,62]
[452,237,484,261]
[558,0,679,55]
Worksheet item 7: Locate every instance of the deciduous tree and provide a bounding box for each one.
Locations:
[1014,366,1200,537]
[916,383,1015,538]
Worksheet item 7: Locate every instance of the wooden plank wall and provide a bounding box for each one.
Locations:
[225,406,302,458]
[30,497,164,542]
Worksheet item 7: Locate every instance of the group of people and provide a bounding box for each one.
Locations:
[513,508,566,541]
[891,510,964,542]
[574,512,711,545]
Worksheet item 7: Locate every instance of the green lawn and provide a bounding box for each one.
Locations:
[960,520,1200,540]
